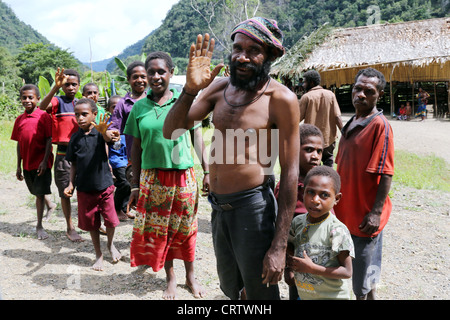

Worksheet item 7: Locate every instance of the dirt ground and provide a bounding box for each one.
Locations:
[0,114,449,301]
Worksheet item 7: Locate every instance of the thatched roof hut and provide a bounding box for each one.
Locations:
[272,17,450,115]
[272,17,449,86]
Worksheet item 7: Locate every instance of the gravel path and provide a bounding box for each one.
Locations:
[0,115,449,300]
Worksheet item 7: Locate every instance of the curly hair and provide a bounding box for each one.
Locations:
[145,51,174,71]
[304,165,341,194]
[354,67,386,92]
[300,123,324,145]
[302,70,321,87]
[126,61,145,79]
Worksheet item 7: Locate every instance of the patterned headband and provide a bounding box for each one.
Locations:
[231,17,285,58]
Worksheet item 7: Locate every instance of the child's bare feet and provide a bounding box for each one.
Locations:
[92,254,104,271]
[117,210,128,221]
[163,274,178,300]
[67,229,84,242]
[186,277,207,298]
[44,202,57,221]
[36,226,49,240]
[108,244,122,263]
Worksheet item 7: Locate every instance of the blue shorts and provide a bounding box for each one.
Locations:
[209,179,280,300]
[351,232,383,297]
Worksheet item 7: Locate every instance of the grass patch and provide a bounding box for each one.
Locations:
[0,120,16,175]
[393,150,450,192]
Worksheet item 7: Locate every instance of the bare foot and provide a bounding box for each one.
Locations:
[109,244,122,263]
[92,254,104,271]
[162,276,178,300]
[186,278,207,298]
[44,203,57,221]
[66,229,84,242]
[117,210,128,221]
[36,227,49,240]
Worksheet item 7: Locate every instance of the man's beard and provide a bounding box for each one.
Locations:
[228,55,272,91]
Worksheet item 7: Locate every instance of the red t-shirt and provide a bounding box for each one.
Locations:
[274,178,308,216]
[50,96,78,144]
[334,111,394,237]
[11,108,54,171]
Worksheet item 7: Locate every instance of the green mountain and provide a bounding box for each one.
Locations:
[0,1,55,54]
[138,0,448,65]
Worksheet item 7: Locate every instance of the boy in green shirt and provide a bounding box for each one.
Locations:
[287,166,354,299]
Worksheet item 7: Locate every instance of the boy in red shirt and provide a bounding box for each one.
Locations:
[39,67,83,242]
[11,84,56,240]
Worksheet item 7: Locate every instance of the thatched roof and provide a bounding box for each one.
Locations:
[272,17,450,87]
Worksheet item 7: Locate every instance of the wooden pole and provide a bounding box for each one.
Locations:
[433,81,437,118]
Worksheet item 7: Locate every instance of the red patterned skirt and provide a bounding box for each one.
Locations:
[130,167,198,271]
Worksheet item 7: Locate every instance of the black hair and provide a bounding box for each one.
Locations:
[127,61,145,79]
[82,82,99,94]
[108,95,122,108]
[63,69,81,83]
[304,166,341,194]
[145,51,175,71]
[300,123,324,145]
[76,98,98,113]
[354,67,386,92]
[20,84,40,98]
[302,70,321,87]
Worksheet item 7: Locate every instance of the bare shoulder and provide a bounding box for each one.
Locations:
[270,80,298,104]
[268,80,299,119]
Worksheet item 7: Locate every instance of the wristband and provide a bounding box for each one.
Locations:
[203,171,210,174]
[182,87,198,97]
[131,188,140,192]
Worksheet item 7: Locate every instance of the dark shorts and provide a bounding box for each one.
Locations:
[76,185,119,231]
[54,153,71,198]
[351,232,383,297]
[23,169,52,196]
[209,179,279,300]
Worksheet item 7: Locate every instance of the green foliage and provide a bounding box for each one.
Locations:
[0,94,21,120]
[0,1,53,55]
[0,47,22,97]
[17,43,81,85]
[139,0,447,61]
[0,119,16,175]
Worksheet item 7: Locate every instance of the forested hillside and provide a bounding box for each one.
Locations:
[0,1,54,54]
[141,0,448,63]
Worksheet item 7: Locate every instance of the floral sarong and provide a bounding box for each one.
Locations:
[130,167,198,271]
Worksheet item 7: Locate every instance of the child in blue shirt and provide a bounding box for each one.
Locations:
[107,95,131,221]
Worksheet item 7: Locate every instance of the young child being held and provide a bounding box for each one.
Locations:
[11,84,56,240]
[287,166,354,300]
[64,98,121,271]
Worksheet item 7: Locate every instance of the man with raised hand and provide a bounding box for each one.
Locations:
[163,17,299,300]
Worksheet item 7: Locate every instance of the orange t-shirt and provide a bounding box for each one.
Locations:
[334,111,394,237]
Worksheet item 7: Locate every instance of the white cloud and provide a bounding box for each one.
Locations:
[3,0,180,62]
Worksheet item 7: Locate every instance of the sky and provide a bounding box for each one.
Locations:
[3,0,180,62]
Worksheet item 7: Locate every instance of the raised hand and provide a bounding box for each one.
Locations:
[185,33,224,95]
[92,113,112,135]
[54,67,69,88]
